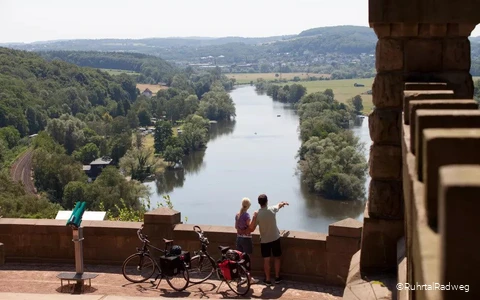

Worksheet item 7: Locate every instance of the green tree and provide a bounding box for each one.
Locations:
[154,120,173,153]
[163,145,184,167]
[63,181,90,209]
[73,142,100,164]
[349,95,364,114]
[0,126,21,149]
[119,147,161,181]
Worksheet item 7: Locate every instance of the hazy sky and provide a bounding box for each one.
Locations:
[1,0,479,43]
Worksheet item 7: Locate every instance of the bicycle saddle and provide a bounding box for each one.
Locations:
[163,238,174,244]
[218,245,230,252]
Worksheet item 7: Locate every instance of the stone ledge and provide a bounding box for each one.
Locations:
[328,218,363,238]
[404,82,448,91]
[402,90,455,124]
[343,250,395,300]
[409,99,479,154]
[416,110,480,182]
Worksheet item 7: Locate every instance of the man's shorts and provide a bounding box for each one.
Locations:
[260,238,281,258]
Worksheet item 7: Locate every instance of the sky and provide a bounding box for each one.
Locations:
[0,0,479,43]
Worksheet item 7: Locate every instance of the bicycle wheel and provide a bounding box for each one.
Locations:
[225,263,251,296]
[188,254,216,283]
[166,263,190,292]
[122,253,156,283]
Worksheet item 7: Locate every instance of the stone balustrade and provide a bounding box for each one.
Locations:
[0,211,362,287]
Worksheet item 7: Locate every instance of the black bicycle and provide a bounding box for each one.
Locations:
[188,225,251,296]
[122,224,190,291]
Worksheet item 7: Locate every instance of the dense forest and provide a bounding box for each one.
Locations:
[38,51,176,84]
[0,47,235,220]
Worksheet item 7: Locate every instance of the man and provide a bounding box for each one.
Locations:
[249,193,289,286]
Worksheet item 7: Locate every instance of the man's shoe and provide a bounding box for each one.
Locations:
[250,277,259,284]
[275,276,283,284]
[263,279,272,286]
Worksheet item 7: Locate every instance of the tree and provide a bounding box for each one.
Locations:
[138,108,152,126]
[109,133,132,164]
[154,121,173,153]
[73,143,100,164]
[0,126,21,149]
[349,95,364,114]
[119,147,161,181]
[163,145,184,167]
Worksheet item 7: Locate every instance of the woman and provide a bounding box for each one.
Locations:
[235,197,259,284]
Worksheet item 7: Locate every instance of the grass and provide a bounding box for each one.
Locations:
[225,72,331,84]
[137,84,169,94]
[292,78,374,114]
[101,68,140,76]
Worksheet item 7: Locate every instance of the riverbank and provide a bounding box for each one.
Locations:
[145,86,368,233]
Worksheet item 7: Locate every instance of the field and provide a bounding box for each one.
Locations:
[225,72,331,84]
[136,84,169,94]
[100,68,140,76]
[295,78,374,114]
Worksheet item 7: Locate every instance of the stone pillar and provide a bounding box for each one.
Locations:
[363,0,480,274]
[143,207,181,256]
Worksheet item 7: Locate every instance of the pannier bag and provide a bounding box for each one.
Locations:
[218,260,239,281]
[160,255,184,276]
[180,251,191,267]
[226,249,251,271]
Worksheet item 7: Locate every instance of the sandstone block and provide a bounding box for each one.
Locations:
[404,82,448,91]
[368,180,404,220]
[416,110,480,181]
[376,38,403,71]
[423,128,480,229]
[328,218,363,239]
[372,24,391,38]
[403,90,454,124]
[369,144,402,180]
[447,23,478,37]
[144,207,181,225]
[369,109,402,145]
[360,208,404,273]
[326,236,361,254]
[409,100,479,154]
[439,165,480,300]
[372,72,404,108]
[405,39,443,72]
[443,38,471,71]
[391,23,419,37]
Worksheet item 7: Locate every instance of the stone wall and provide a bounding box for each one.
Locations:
[361,0,480,276]
[0,209,362,286]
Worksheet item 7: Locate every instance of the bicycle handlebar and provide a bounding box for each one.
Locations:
[193,225,209,245]
[137,224,150,243]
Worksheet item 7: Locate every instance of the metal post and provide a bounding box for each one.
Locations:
[72,227,84,275]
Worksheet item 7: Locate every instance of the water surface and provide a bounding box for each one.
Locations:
[145,86,371,233]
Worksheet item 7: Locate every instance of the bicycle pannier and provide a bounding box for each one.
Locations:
[160,255,183,276]
[218,260,239,281]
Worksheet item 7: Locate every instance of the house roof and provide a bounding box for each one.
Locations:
[82,165,91,171]
[90,157,113,165]
[143,88,152,93]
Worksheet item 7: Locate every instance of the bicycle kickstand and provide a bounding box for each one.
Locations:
[216,280,225,293]
[150,273,163,289]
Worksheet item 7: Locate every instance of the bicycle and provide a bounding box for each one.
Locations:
[188,225,251,296]
[122,224,190,292]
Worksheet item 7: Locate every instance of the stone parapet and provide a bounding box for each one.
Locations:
[423,128,480,230]
[438,166,480,300]
[415,110,480,181]
[403,90,455,124]
[404,82,448,91]
[409,100,479,154]
[0,214,361,286]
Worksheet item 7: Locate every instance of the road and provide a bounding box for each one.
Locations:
[10,149,37,195]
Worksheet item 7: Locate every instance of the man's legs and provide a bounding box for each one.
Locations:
[272,238,282,282]
[260,242,272,284]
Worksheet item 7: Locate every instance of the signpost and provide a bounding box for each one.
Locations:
[57,201,99,293]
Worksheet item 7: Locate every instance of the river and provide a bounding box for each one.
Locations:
[145,85,371,233]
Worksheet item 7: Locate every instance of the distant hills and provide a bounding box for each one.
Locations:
[2,25,480,78]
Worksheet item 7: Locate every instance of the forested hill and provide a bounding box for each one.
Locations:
[38,51,176,84]
[0,47,137,136]
[2,26,377,62]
